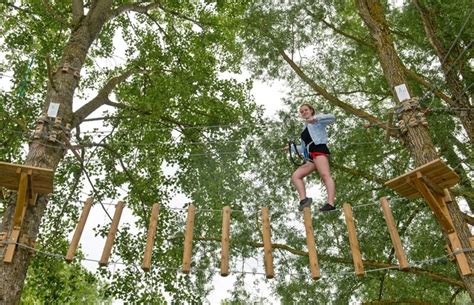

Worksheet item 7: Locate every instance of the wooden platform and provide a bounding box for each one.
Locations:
[385,159,459,199]
[0,161,54,194]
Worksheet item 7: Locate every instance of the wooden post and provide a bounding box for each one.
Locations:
[469,237,474,249]
[4,172,29,263]
[411,173,454,233]
[12,172,28,227]
[0,162,53,263]
[220,206,231,276]
[261,207,274,279]
[379,197,409,270]
[303,207,320,280]
[182,204,196,274]
[142,203,160,272]
[443,189,453,203]
[342,203,365,276]
[66,197,94,263]
[99,201,125,267]
[448,232,472,276]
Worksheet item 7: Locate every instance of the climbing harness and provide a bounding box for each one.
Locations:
[287,140,313,167]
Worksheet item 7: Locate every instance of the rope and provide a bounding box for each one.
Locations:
[67,195,406,216]
[16,55,35,98]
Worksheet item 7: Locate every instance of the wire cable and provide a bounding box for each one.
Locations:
[2,239,469,279]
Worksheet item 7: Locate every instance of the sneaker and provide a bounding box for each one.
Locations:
[319,203,336,212]
[298,197,312,211]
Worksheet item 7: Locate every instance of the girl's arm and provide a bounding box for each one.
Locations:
[312,113,335,125]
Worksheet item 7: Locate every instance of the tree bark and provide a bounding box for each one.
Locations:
[355,0,474,300]
[0,2,113,303]
[412,0,473,144]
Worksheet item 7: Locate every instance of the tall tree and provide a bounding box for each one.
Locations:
[0,1,261,303]
[411,0,473,143]
[355,0,474,297]
[226,0,472,303]
[1,0,472,304]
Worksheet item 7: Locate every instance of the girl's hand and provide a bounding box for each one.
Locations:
[282,145,289,151]
[306,116,316,124]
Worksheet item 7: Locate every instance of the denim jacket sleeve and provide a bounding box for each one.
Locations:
[313,113,335,125]
[304,113,335,145]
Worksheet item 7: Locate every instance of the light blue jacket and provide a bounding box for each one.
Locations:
[292,113,335,158]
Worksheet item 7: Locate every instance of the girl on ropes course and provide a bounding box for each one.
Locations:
[288,103,336,212]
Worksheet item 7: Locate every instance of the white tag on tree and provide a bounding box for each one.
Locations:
[47,102,60,117]
[394,84,410,102]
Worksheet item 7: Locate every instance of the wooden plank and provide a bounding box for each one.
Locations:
[385,159,444,188]
[0,161,53,173]
[421,176,445,197]
[12,172,28,227]
[444,189,453,203]
[385,159,460,199]
[99,201,125,267]
[66,197,94,263]
[303,207,320,280]
[448,232,472,276]
[220,206,231,277]
[0,161,53,194]
[402,180,458,200]
[411,174,454,233]
[3,229,20,263]
[434,173,460,189]
[343,203,365,277]
[389,165,456,198]
[142,203,160,272]
[438,177,462,189]
[469,237,474,249]
[261,207,274,279]
[182,204,196,274]
[379,197,409,270]
[28,193,38,205]
[437,196,454,229]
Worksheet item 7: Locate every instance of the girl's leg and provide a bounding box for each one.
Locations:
[314,156,335,205]
[291,162,317,200]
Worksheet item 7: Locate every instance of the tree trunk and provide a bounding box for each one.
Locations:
[355,0,474,300]
[0,3,111,302]
[412,0,473,144]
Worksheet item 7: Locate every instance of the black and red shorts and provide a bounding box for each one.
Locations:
[308,144,330,159]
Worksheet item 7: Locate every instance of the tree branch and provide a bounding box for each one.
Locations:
[110,1,206,28]
[305,8,374,49]
[110,2,162,19]
[362,299,435,305]
[403,67,454,105]
[278,48,397,136]
[41,0,72,28]
[308,8,454,107]
[156,2,205,29]
[96,143,148,217]
[72,0,84,25]
[3,2,36,16]
[72,69,136,128]
[333,163,386,185]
